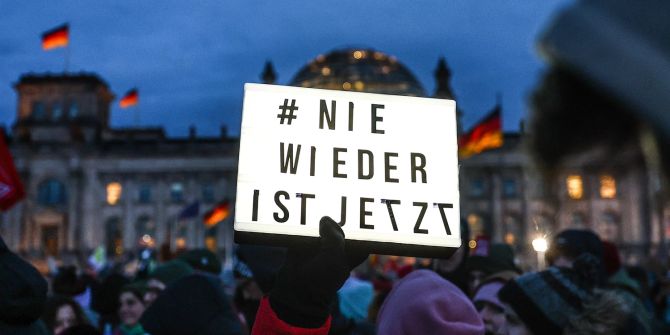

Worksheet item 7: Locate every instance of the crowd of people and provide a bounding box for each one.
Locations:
[3,219,670,335]
[3,0,670,334]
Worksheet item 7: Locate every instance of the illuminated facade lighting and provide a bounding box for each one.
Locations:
[600,174,617,199]
[106,182,122,205]
[566,175,583,199]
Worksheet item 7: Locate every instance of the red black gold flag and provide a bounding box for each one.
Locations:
[42,24,69,50]
[0,132,25,211]
[203,201,231,227]
[119,89,139,108]
[458,105,503,159]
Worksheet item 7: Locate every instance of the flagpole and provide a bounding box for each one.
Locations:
[64,43,70,73]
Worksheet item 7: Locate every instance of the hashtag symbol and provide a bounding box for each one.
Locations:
[277,98,298,125]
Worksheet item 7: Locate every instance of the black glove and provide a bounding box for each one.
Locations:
[269,216,368,328]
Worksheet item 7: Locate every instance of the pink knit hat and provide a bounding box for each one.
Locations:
[377,269,484,335]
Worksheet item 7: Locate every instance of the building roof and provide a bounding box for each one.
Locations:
[15,72,110,88]
[290,48,426,97]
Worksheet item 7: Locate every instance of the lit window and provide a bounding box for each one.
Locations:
[342,82,352,90]
[107,182,122,205]
[354,81,365,91]
[321,67,331,76]
[600,175,616,199]
[353,50,364,59]
[170,182,184,202]
[566,175,583,199]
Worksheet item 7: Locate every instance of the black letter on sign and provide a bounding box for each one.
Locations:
[360,197,374,230]
[348,102,354,131]
[437,203,453,235]
[384,199,401,231]
[337,196,347,227]
[413,202,428,234]
[310,146,316,177]
[358,149,374,180]
[410,153,427,183]
[320,100,336,130]
[280,142,301,174]
[299,193,316,225]
[252,189,260,221]
[273,191,289,223]
[385,152,399,183]
[371,104,385,134]
[333,147,347,178]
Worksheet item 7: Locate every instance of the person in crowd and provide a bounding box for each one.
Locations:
[233,262,263,332]
[116,284,146,335]
[51,266,100,327]
[92,273,129,332]
[472,272,517,335]
[143,259,192,306]
[42,295,90,335]
[0,235,50,335]
[140,274,244,335]
[466,243,520,296]
[432,219,471,294]
[376,269,484,335]
[545,229,604,270]
[498,254,646,334]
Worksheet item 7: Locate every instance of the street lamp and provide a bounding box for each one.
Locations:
[532,237,548,270]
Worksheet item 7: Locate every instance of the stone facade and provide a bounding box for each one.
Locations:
[1,73,238,262]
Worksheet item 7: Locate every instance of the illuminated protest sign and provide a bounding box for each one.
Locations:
[235,84,460,257]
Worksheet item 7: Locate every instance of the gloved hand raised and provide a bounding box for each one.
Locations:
[269,216,368,328]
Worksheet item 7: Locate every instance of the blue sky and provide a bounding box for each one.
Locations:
[0,0,571,137]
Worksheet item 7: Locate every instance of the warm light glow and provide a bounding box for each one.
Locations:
[354,81,364,91]
[321,67,331,76]
[140,234,154,247]
[107,182,122,205]
[566,175,583,199]
[532,237,548,252]
[176,237,186,249]
[342,82,352,90]
[373,51,385,60]
[504,233,515,245]
[205,236,217,252]
[316,54,325,62]
[353,50,364,59]
[468,240,477,249]
[381,65,391,74]
[600,175,617,199]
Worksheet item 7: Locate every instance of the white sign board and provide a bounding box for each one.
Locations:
[235,84,460,257]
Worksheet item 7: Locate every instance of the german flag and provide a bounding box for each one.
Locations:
[458,105,503,159]
[42,24,69,50]
[119,89,138,108]
[203,201,230,227]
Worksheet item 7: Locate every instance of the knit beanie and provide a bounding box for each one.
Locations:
[148,260,193,287]
[546,229,603,264]
[177,248,222,275]
[498,256,599,335]
[467,243,520,276]
[377,269,484,335]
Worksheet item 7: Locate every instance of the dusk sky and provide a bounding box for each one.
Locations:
[0,0,571,137]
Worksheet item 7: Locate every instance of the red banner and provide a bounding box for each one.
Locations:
[0,133,25,211]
